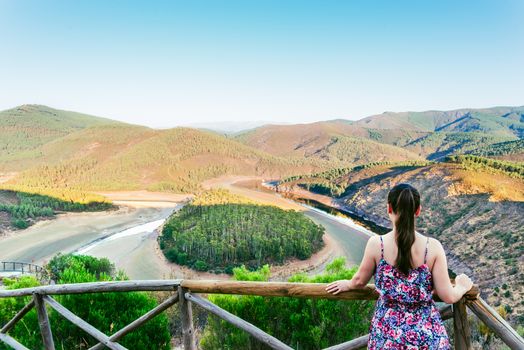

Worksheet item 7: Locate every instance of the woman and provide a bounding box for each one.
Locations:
[326,183,473,349]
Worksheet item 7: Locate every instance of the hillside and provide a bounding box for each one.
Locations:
[279,161,524,323]
[0,105,121,170]
[5,126,322,194]
[235,121,425,167]
[159,189,325,273]
[354,106,524,138]
[404,132,516,160]
[467,139,524,162]
[235,107,524,166]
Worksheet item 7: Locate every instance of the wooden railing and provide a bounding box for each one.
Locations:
[0,280,523,350]
[0,262,45,277]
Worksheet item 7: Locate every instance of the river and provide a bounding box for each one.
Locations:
[0,179,379,280]
[0,206,178,279]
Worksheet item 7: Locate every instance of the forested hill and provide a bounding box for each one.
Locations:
[353,106,524,137]
[3,104,523,193]
[235,106,523,165]
[0,104,121,168]
[159,189,325,273]
[3,125,323,194]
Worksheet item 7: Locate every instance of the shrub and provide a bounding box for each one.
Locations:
[0,255,170,350]
[200,257,374,350]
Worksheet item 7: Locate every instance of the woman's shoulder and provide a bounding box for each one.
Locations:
[416,233,445,253]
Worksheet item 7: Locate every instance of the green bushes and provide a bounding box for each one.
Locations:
[299,182,345,197]
[0,254,170,350]
[0,189,112,230]
[468,139,524,158]
[446,155,524,179]
[159,190,325,273]
[10,218,29,229]
[200,258,374,350]
[47,253,114,280]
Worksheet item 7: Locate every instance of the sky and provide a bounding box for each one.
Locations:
[0,0,523,127]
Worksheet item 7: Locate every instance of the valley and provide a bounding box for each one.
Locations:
[1,103,523,333]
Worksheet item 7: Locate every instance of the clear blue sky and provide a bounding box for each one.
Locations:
[0,0,523,127]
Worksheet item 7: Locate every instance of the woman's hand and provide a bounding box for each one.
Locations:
[455,273,473,293]
[325,279,352,295]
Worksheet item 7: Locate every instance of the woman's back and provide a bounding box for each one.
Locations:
[369,234,450,349]
[326,183,473,349]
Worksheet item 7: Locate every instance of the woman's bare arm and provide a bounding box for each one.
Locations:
[431,239,473,304]
[326,236,379,294]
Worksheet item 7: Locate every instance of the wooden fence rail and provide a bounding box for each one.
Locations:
[0,280,522,350]
[0,262,44,276]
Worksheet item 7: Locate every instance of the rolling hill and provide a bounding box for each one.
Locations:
[467,139,524,162]
[5,125,323,194]
[234,121,426,167]
[404,132,516,160]
[236,107,524,165]
[0,104,121,170]
[353,106,524,137]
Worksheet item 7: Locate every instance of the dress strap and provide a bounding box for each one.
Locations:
[423,236,430,264]
[379,235,384,258]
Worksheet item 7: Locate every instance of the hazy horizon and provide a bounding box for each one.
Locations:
[1,0,523,128]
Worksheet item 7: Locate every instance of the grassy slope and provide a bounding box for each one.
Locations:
[467,139,524,162]
[7,126,323,194]
[354,106,524,138]
[404,132,516,160]
[0,105,121,170]
[235,121,425,167]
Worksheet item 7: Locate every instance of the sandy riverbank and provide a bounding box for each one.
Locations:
[1,183,367,281]
[0,205,175,265]
[202,175,305,211]
[95,190,193,208]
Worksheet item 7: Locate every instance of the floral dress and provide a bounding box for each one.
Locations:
[368,236,450,349]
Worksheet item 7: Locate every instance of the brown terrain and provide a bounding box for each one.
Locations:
[280,163,524,321]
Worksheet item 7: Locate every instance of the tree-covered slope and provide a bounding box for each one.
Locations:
[354,106,524,137]
[235,121,425,167]
[0,105,122,168]
[467,139,524,161]
[159,189,325,273]
[405,132,516,160]
[6,126,322,194]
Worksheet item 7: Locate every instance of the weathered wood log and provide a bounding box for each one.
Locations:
[0,279,478,301]
[182,280,379,300]
[0,332,30,350]
[185,292,293,350]
[33,293,55,350]
[439,304,453,321]
[453,298,472,350]
[178,287,197,350]
[0,280,182,297]
[43,296,127,350]
[322,334,368,350]
[180,280,479,301]
[467,297,524,350]
[0,300,35,334]
[89,293,179,350]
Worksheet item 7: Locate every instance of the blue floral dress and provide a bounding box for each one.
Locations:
[368,236,450,349]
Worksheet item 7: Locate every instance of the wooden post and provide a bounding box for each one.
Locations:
[453,298,471,350]
[33,293,55,350]
[467,297,524,350]
[185,293,292,350]
[178,287,196,350]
